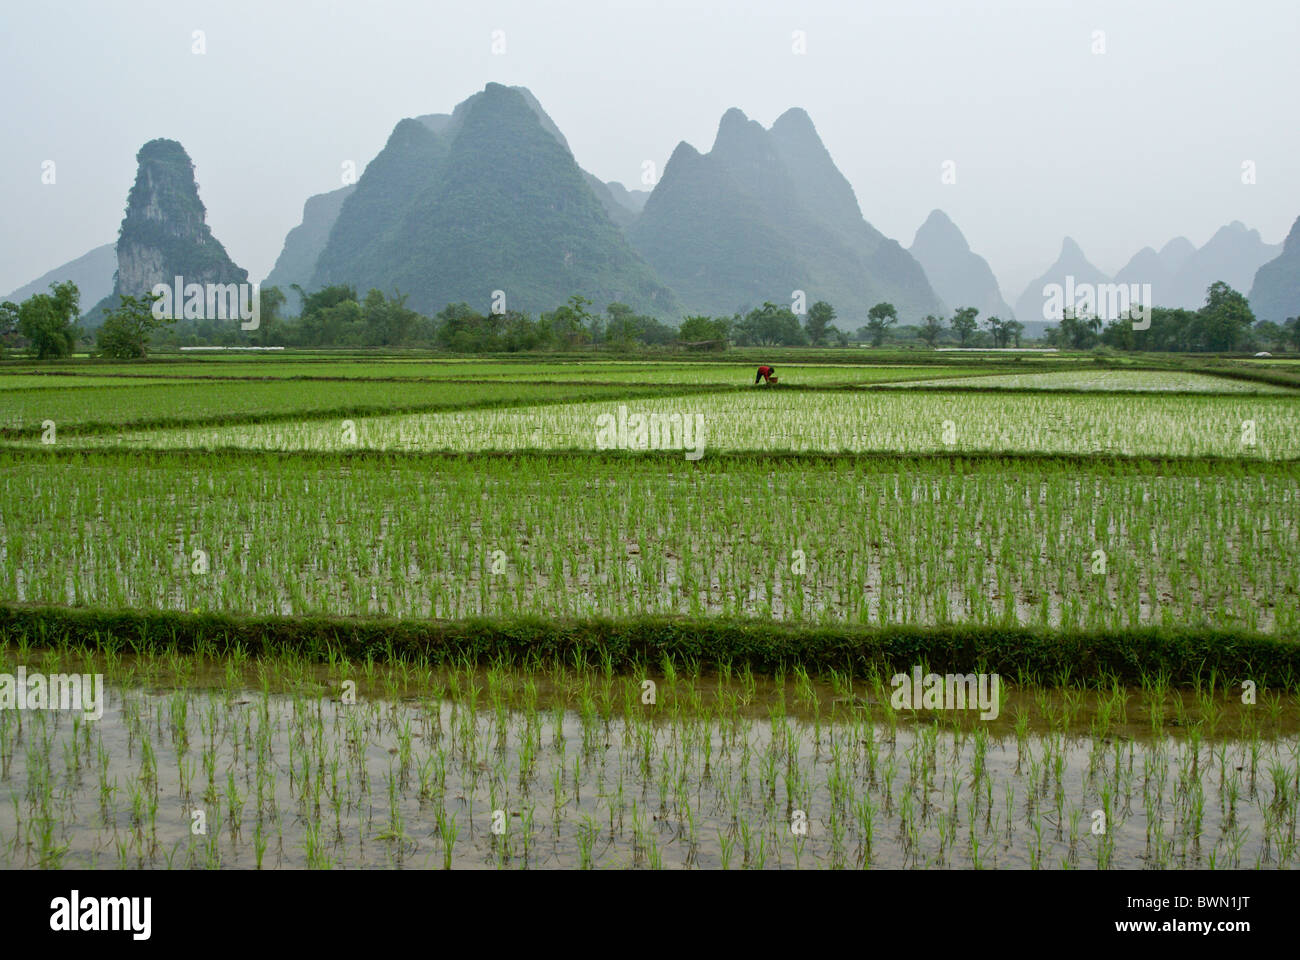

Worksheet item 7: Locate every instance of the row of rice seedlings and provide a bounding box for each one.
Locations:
[60,390,1300,458]
[1,359,982,388]
[1,641,1296,869]
[4,455,1295,632]
[888,370,1296,393]
[0,380,656,439]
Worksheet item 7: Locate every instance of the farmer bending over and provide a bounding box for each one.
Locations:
[755,364,776,384]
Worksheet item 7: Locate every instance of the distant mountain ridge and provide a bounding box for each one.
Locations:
[1016,224,1281,326]
[1112,237,1194,307]
[264,185,355,314]
[628,106,944,322]
[1014,237,1112,324]
[3,243,115,308]
[10,93,1290,339]
[1249,215,1300,324]
[1108,227,1279,311]
[1168,221,1280,309]
[604,182,649,214]
[908,209,1014,323]
[309,83,678,317]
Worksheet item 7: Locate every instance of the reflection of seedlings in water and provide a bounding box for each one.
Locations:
[0,644,1298,870]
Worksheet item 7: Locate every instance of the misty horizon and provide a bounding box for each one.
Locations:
[3,0,1297,309]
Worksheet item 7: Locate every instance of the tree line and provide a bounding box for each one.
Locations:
[0,283,857,357]
[3,278,1296,359]
[1047,282,1300,353]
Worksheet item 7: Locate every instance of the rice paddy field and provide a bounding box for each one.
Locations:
[0,379,698,438]
[2,351,1298,871]
[11,358,1012,385]
[3,641,1297,870]
[3,454,1297,632]
[45,390,1300,458]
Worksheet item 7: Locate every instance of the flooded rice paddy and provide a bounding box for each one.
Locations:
[3,646,1298,869]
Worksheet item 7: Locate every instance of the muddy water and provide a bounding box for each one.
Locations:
[2,672,1296,869]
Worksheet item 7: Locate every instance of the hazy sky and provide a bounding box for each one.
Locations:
[3,0,1297,300]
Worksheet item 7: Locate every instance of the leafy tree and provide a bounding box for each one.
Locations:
[736,302,807,346]
[435,302,493,351]
[805,300,835,346]
[950,306,980,347]
[1150,307,1196,351]
[0,300,18,358]
[502,311,542,351]
[1253,320,1288,353]
[638,316,678,346]
[603,303,636,345]
[606,303,635,323]
[865,302,897,347]
[599,302,677,349]
[604,303,640,349]
[292,283,355,317]
[362,289,421,346]
[96,291,169,358]
[1195,281,1254,352]
[1286,317,1300,352]
[291,284,362,346]
[918,314,945,348]
[984,315,1018,348]
[1005,318,1024,348]
[678,315,730,345]
[323,299,364,345]
[1096,287,1261,354]
[1052,307,1102,349]
[15,281,81,359]
[542,295,596,349]
[1100,315,1134,351]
